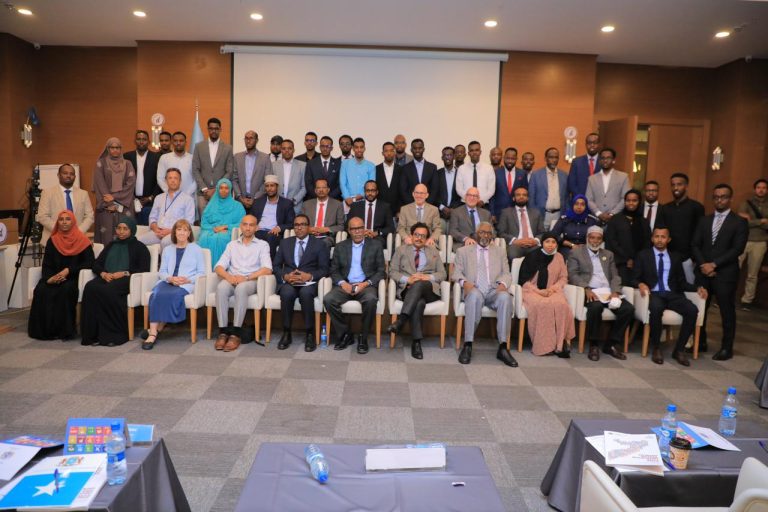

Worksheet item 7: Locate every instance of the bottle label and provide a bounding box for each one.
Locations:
[721,407,737,419]
[108,451,125,464]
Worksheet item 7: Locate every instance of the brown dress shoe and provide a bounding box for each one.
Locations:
[224,335,241,352]
[588,346,600,362]
[215,333,228,351]
[672,350,690,367]
[602,345,627,360]
[651,347,664,365]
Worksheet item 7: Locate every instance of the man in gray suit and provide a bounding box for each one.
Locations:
[387,222,447,359]
[450,187,491,251]
[397,184,442,247]
[273,139,307,214]
[452,222,518,367]
[497,187,545,261]
[192,117,235,214]
[301,178,344,249]
[586,148,631,223]
[567,226,634,361]
[232,130,272,209]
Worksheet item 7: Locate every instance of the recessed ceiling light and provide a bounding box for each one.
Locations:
[715,31,730,38]
[133,10,147,18]
[484,20,498,28]
[250,12,263,20]
[601,25,615,33]
[17,8,33,15]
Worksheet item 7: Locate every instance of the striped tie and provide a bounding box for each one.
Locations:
[711,213,725,244]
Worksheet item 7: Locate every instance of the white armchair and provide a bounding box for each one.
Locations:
[27,243,104,306]
[452,281,513,350]
[388,278,450,349]
[205,272,267,341]
[262,274,325,345]
[395,234,447,263]
[633,289,707,358]
[324,278,387,348]
[511,257,527,352]
[566,286,635,353]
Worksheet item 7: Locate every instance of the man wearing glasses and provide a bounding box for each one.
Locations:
[450,188,491,251]
[348,180,395,244]
[192,117,235,213]
[304,135,342,200]
[301,178,345,249]
[296,131,321,163]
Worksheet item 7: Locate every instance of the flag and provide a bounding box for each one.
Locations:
[191,99,204,148]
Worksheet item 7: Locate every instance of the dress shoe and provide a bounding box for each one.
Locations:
[712,349,733,361]
[277,332,293,350]
[686,342,707,354]
[305,333,316,352]
[556,345,571,358]
[651,347,664,365]
[458,343,472,364]
[387,319,404,335]
[223,334,241,352]
[497,345,519,367]
[672,350,690,367]
[333,332,354,351]
[602,345,627,360]
[588,346,600,362]
[356,335,369,355]
[215,333,228,351]
[411,340,423,360]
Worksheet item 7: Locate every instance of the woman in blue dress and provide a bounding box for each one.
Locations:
[551,194,598,258]
[142,219,206,349]
[198,178,245,266]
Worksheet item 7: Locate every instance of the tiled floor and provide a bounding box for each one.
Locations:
[0,307,765,511]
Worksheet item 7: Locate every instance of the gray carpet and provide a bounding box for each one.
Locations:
[0,307,766,511]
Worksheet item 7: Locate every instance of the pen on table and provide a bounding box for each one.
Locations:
[759,441,768,454]
[663,459,676,471]
[54,468,59,493]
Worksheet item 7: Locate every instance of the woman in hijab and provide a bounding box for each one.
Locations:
[81,216,150,346]
[29,211,95,340]
[605,189,650,286]
[519,232,575,357]
[92,137,136,244]
[551,194,599,258]
[199,178,246,265]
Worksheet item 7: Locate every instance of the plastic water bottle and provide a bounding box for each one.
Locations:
[718,387,738,437]
[320,325,328,349]
[106,422,127,485]
[304,444,329,483]
[659,404,677,459]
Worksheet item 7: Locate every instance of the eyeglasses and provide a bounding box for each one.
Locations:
[349,226,364,231]
[305,138,317,143]
[477,231,493,236]
[412,233,428,239]
[294,222,309,227]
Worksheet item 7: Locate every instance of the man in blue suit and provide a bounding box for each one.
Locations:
[273,214,330,352]
[566,132,601,199]
[490,147,528,220]
[250,175,296,258]
[528,147,569,229]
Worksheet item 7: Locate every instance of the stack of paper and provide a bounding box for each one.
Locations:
[650,422,740,451]
[587,431,665,476]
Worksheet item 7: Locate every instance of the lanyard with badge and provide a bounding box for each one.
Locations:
[159,192,181,226]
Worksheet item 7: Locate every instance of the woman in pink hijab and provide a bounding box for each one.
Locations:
[92,137,136,243]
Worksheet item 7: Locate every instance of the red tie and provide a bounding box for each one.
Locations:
[507,170,513,194]
[317,202,325,227]
[367,203,373,230]
[588,157,595,176]
[414,248,420,269]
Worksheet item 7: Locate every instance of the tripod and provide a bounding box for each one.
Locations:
[7,165,42,305]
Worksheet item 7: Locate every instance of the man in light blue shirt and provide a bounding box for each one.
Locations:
[139,168,196,247]
[340,137,375,208]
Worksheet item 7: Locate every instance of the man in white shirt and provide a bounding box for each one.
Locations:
[157,131,196,199]
[192,117,235,214]
[456,141,495,206]
[37,164,94,244]
[138,168,196,248]
[214,214,273,352]
[643,180,661,231]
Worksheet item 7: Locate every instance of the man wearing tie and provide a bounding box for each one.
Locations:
[37,164,94,245]
[273,214,330,352]
[566,133,601,199]
[348,181,395,245]
[450,188,491,250]
[456,141,495,206]
[642,181,662,232]
[497,187,545,261]
[397,184,442,248]
[304,136,342,201]
[232,130,272,209]
[691,184,749,361]
[399,138,438,206]
[490,147,527,220]
[301,178,344,250]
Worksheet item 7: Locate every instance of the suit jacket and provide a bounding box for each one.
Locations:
[497,206,545,244]
[273,235,330,288]
[124,150,161,198]
[528,167,569,215]
[250,196,295,232]
[435,167,462,210]
[232,149,272,199]
[691,211,749,282]
[295,152,320,163]
[305,157,342,201]
[566,154,597,199]
[489,167,528,218]
[191,140,235,192]
[37,186,95,244]
[397,202,442,242]
[604,213,650,265]
[566,245,622,293]
[301,198,345,238]
[273,159,307,213]
[389,244,446,298]
[348,199,395,239]
[632,248,696,293]
[400,160,439,206]
[330,238,386,286]
[375,163,403,214]
[586,170,631,216]
[450,205,491,246]
[451,244,514,292]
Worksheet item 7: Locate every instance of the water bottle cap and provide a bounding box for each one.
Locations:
[317,472,328,483]
[728,387,736,394]
[667,404,676,412]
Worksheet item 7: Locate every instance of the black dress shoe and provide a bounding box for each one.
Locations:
[356,334,369,354]
[305,333,316,352]
[411,340,423,359]
[588,346,600,362]
[277,332,293,350]
[672,350,690,367]
[712,349,733,361]
[333,332,354,350]
[497,345,518,367]
[651,347,664,365]
[458,343,472,364]
[387,319,404,335]
[602,345,627,360]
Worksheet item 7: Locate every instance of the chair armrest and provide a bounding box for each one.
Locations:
[28,267,42,300]
[205,271,220,306]
[319,277,332,308]
[564,284,583,320]
[78,269,96,302]
[453,282,462,315]
[684,291,707,326]
[377,279,386,313]
[190,274,207,308]
[621,286,635,304]
[387,278,397,310]
[386,233,393,255]
[633,288,649,322]
[580,461,638,512]
[439,234,448,263]
[263,274,277,297]
[494,237,504,248]
[734,457,768,499]
[439,281,451,315]
[140,272,159,306]
[514,284,526,318]
[394,234,402,250]
[128,273,144,307]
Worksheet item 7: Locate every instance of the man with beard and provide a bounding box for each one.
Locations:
[157,131,196,199]
[400,138,438,206]
[301,178,344,250]
[124,129,161,225]
[567,132,601,198]
[489,146,503,170]
[490,147,527,220]
[394,134,413,167]
[454,144,467,168]
[232,130,272,208]
[642,180,662,231]
[192,117,235,213]
[37,163,94,245]
[529,147,568,229]
[305,136,342,201]
[520,152,535,185]
[158,131,172,154]
[585,148,630,223]
[251,175,296,258]
[269,135,283,163]
[375,142,402,215]
[498,187,545,261]
[296,131,321,163]
[737,179,768,310]
[340,137,376,208]
[436,146,462,229]
[659,173,704,284]
[456,141,495,206]
[338,134,354,160]
[348,180,395,244]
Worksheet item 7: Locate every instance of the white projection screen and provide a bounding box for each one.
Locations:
[231,48,503,164]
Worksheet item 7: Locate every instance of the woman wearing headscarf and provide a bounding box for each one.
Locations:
[81,216,150,346]
[28,211,95,340]
[605,189,650,286]
[92,137,136,244]
[199,178,246,265]
[551,194,599,258]
[519,232,575,356]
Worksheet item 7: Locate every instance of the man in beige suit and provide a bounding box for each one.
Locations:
[397,184,441,247]
[387,222,446,359]
[37,164,94,244]
[451,222,518,367]
[192,117,235,213]
[301,178,344,249]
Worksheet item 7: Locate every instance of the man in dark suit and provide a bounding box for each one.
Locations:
[566,132,601,199]
[450,188,491,250]
[323,217,386,355]
[250,175,296,258]
[375,141,402,215]
[232,130,272,209]
[691,184,749,361]
[305,135,342,201]
[124,129,161,225]
[295,131,321,164]
[490,147,527,220]
[399,138,438,207]
[497,187,546,261]
[348,180,395,245]
[435,146,462,228]
[633,226,708,366]
[273,214,330,352]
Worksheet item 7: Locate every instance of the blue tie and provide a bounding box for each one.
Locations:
[65,190,74,212]
[657,253,666,292]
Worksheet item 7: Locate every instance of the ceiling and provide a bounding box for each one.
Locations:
[2,0,767,67]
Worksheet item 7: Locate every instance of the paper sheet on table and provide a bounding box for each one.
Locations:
[681,423,740,451]
[0,443,40,481]
[365,447,446,472]
[586,434,666,476]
